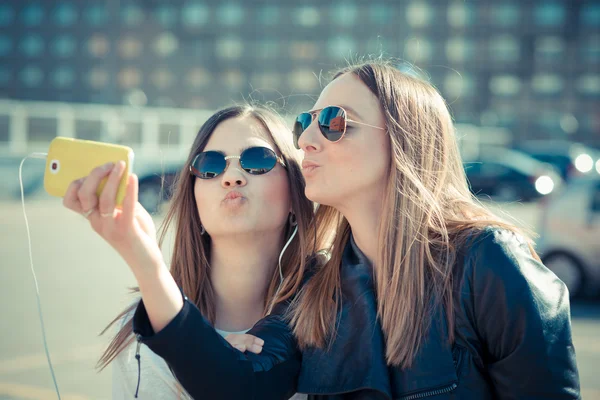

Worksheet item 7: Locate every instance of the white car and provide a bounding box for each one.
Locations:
[537,177,600,298]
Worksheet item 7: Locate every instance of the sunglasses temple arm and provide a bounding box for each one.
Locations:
[348,119,385,130]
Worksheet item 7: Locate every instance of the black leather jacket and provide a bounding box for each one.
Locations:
[133,227,580,399]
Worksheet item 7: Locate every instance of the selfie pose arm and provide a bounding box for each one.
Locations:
[63,162,301,400]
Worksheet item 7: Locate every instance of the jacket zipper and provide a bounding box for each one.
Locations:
[134,334,142,398]
[398,382,458,400]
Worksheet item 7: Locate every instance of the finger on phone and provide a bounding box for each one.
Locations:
[63,178,85,212]
[121,174,138,223]
[78,162,114,212]
[98,161,126,215]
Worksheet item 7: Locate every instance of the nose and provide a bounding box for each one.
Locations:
[220,159,247,188]
[297,116,322,153]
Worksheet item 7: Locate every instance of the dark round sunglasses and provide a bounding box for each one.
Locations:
[189,146,286,179]
[292,105,384,149]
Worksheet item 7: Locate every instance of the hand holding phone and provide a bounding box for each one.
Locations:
[44,137,134,206]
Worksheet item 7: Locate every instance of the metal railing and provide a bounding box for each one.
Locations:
[0,99,215,162]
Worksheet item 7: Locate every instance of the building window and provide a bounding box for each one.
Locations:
[118,67,142,89]
[0,35,12,57]
[489,3,519,26]
[51,35,76,58]
[290,69,318,91]
[404,37,433,63]
[153,32,179,57]
[216,37,243,59]
[20,66,44,87]
[121,5,144,26]
[85,4,108,26]
[182,2,209,28]
[256,40,279,59]
[328,36,356,60]
[369,4,392,24]
[0,4,14,26]
[186,68,210,88]
[489,35,520,63]
[295,6,320,27]
[251,72,281,89]
[289,41,318,60]
[88,34,110,58]
[20,35,44,58]
[534,3,565,27]
[576,75,600,97]
[489,75,521,96]
[217,3,244,26]
[535,36,565,64]
[222,69,244,89]
[53,2,77,27]
[119,37,143,59]
[406,2,433,28]
[155,5,178,27]
[532,73,564,95]
[332,2,357,26]
[444,72,475,98]
[445,37,475,63]
[447,2,475,28]
[21,4,44,26]
[0,66,11,85]
[366,38,393,54]
[52,66,75,88]
[258,5,279,26]
[580,35,600,63]
[582,4,600,27]
[88,67,109,89]
[151,69,175,89]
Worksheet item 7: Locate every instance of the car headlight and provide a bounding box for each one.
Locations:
[575,154,594,173]
[535,175,555,195]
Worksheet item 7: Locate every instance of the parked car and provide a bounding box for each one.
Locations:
[515,140,600,182]
[464,147,563,202]
[137,167,181,214]
[537,176,600,298]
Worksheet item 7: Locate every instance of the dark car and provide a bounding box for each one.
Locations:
[464,148,563,202]
[515,140,600,182]
[137,168,181,214]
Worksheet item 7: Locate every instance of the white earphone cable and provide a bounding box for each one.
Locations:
[19,152,62,400]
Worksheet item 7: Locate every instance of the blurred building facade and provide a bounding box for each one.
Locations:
[0,0,598,146]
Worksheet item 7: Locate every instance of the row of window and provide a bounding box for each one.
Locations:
[2,34,598,65]
[0,2,598,29]
[2,65,598,99]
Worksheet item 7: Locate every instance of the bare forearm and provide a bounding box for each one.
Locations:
[132,258,184,334]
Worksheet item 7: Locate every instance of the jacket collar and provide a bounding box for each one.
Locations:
[297,233,457,399]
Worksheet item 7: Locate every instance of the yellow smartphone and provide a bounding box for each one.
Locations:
[44,137,134,206]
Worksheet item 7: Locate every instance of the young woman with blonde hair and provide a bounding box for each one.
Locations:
[103,61,580,399]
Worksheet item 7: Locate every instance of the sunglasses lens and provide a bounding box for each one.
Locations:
[191,151,226,179]
[240,147,278,175]
[293,113,313,149]
[318,106,346,142]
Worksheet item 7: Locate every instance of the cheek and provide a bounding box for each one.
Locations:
[193,179,212,218]
[258,173,291,214]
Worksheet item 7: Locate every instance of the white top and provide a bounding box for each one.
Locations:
[111,322,306,400]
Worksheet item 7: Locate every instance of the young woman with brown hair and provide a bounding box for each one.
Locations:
[63,105,325,399]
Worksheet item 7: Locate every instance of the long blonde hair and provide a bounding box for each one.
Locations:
[97,105,325,370]
[289,60,541,368]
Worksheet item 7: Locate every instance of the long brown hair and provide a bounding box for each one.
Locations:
[289,60,541,368]
[97,104,323,370]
